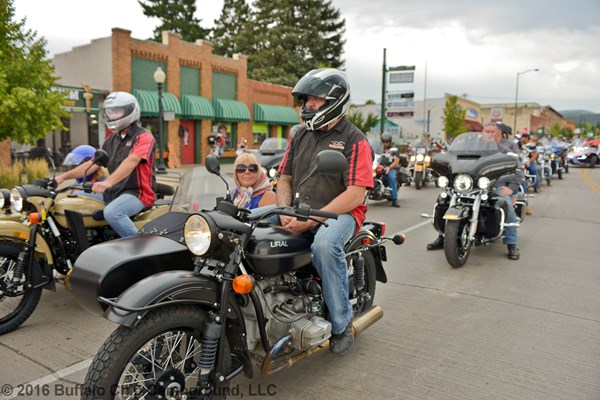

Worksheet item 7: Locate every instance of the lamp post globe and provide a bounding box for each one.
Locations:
[153,66,167,173]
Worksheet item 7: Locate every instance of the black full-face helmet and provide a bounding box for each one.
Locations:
[292,68,350,131]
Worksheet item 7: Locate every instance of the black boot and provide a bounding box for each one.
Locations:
[507,245,520,260]
[391,200,400,208]
[426,235,444,250]
[330,322,354,354]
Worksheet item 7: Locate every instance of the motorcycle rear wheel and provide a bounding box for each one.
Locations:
[347,251,377,316]
[0,242,43,335]
[83,305,232,400]
[444,220,472,268]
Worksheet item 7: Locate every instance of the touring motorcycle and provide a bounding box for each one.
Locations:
[0,150,174,335]
[408,147,436,190]
[71,150,404,399]
[423,132,525,268]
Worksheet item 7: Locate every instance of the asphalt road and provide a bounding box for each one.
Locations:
[1,166,599,400]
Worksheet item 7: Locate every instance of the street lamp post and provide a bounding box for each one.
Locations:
[153,66,167,173]
[513,68,539,134]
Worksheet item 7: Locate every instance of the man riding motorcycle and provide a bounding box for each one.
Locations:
[380,132,401,207]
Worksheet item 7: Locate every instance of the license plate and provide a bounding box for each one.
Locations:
[443,209,462,220]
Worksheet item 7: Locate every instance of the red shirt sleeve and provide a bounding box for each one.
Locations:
[132,132,155,161]
[348,139,374,189]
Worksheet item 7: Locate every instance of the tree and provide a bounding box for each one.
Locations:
[443,95,467,139]
[0,0,68,143]
[210,0,252,58]
[365,99,376,105]
[347,108,379,134]
[216,0,346,87]
[138,0,209,43]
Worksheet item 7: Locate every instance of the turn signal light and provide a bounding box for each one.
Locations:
[232,274,255,294]
[29,212,42,224]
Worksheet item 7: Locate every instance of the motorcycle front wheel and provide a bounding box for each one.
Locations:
[414,171,423,190]
[0,242,43,335]
[444,219,472,268]
[83,305,232,400]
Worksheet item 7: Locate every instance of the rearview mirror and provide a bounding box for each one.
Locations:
[92,149,109,167]
[297,150,348,188]
[205,155,221,176]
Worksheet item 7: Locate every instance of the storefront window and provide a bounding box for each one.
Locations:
[212,122,236,152]
[252,123,268,145]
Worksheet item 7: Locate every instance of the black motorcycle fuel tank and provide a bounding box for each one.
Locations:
[245,226,312,276]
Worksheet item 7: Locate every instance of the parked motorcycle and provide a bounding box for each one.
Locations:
[368,153,411,201]
[71,150,404,399]
[536,146,553,186]
[424,132,524,268]
[409,147,436,190]
[0,150,174,335]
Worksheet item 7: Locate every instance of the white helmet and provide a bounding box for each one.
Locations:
[102,92,140,133]
[292,68,350,131]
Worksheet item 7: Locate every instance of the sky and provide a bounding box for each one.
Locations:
[13,0,600,114]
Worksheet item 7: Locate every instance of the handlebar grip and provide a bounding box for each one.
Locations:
[310,209,338,220]
[82,182,94,193]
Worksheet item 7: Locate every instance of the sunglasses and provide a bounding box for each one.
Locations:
[235,163,259,173]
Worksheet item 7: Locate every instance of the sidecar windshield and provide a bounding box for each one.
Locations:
[449,132,498,155]
[170,167,234,213]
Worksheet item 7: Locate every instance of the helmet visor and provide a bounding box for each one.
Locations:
[103,104,135,122]
[292,75,337,100]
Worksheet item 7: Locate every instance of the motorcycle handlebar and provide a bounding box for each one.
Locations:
[309,209,339,220]
[82,182,94,193]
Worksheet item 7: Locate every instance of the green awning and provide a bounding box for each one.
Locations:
[253,103,299,125]
[133,89,182,117]
[181,94,214,120]
[212,98,251,122]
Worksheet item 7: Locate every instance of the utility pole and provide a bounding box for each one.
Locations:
[380,48,387,138]
[423,61,427,134]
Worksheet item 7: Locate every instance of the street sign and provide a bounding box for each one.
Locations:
[389,72,414,84]
[388,65,416,71]
[387,111,414,118]
[386,91,414,100]
[387,101,415,109]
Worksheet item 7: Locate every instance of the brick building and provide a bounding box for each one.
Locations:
[48,28,299,165]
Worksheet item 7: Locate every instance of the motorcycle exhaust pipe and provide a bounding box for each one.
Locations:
[420,213,433,218]
[261,305,383,376]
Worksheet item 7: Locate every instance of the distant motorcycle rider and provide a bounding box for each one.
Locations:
[380,133,401,207]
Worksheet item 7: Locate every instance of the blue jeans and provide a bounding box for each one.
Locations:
[104,194,145,237]
[528,162,541,189]
[385,168,398,201]
[310,214,355,334]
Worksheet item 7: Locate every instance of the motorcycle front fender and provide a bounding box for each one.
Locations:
[443,206,469,221]
[0,221,54,264]
[103,270,220,327]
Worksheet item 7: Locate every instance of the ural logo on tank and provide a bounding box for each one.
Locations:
[270,241,288,248]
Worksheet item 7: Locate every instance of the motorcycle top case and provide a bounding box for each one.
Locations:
[245,226,313,276]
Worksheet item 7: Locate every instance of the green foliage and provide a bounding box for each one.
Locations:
[213,0,346,87]
[443,96,467,139]
[549,123,562,136]
[347,108,379,134]
[211,0,253,58]
[138,0,210,42]
[364,99,376,105]
[0,0,69,143]
[0,161,23,188]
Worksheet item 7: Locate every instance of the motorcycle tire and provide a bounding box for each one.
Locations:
[347,251,377,316]
[558,168,563,180]
[414,171,423,190]
[565,163,569,173]
[589,155,598,169]
[0,242,43,335]
[83,305,232,400]
[444,219,472,268]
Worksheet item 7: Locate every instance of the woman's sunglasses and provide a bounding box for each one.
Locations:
[235,163,259,173]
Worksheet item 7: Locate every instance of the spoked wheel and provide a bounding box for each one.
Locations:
[444,220,472,268]
[83,306,231,400]
[347,251,376,317]
[0,242,43,335]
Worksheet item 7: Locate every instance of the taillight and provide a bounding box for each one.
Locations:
[375,165,383,175]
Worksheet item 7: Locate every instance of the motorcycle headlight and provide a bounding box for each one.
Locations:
[0,188,11,209]
[416,154,425,162]
[453,174,473,192]
[437,176,449,188]
[184,214,215,256]
[268,168,278,178]
[477,177,491,189]
[10,188,24,212]
[410,155,416,162]
[425,155,431,163]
